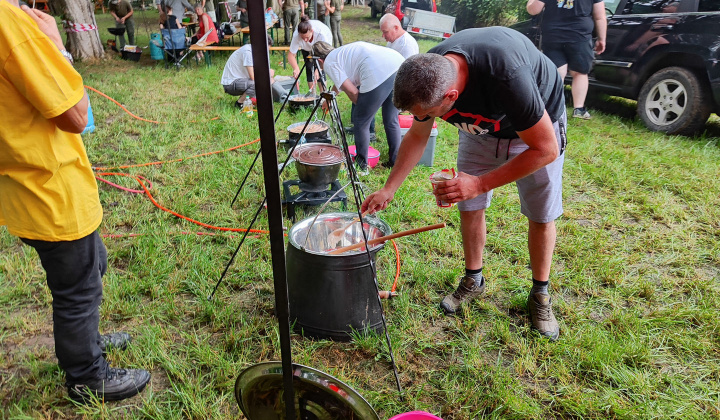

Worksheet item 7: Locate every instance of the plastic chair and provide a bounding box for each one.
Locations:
[161,28,189,70]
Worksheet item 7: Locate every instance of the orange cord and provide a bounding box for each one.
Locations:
[85,85,220,124]
[92,138,260,171]
[390,239,400,293]
[97,172,271,235]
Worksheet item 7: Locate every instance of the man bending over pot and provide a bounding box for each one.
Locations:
[361,27,567,341]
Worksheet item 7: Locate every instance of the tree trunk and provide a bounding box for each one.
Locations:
[51,0,105,61]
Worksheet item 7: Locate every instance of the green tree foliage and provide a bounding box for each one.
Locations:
[439,0,529,30]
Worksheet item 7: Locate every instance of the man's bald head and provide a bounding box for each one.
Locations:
[379,13,404,43]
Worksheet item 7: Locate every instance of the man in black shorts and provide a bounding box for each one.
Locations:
[527,0,606,119]
[361,27,567,341]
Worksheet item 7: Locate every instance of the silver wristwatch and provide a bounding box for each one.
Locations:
[60,49,74,64]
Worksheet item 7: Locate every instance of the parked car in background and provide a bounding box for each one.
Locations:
[513,0,720,136]
[369,0,436,28]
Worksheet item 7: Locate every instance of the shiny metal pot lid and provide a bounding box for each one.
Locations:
[292,144,344,166]
[288,212,392,255]
[235,362,380,420]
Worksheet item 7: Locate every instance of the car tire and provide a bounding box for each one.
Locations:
[637,67,712,136]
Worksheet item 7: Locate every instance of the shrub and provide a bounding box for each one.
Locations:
[439,0,529,30]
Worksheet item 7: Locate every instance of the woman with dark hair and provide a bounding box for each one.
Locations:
[313,41,404,174]
[288,15,332,91]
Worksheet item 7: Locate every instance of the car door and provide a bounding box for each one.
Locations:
[592,0,693,90]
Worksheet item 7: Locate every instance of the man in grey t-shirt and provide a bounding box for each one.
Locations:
[363,27,567,341]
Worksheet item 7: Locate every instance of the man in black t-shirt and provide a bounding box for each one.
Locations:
[362,27,567,341]
[527,0,606,119]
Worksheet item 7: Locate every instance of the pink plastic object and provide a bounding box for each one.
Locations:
[389,411,444,420]
[398,114,437,129]
[347,145,380,168]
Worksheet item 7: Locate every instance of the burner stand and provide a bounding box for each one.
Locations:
[282,179,347,222]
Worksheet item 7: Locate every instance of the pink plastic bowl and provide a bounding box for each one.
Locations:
[347,145,380,168]
[389,411,444,420]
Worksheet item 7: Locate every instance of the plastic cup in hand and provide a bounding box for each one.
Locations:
[430,168,457,208]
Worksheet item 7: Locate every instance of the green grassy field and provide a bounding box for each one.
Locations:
[1,5,720,419]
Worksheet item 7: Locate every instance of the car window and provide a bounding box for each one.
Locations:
[604,0,623,13]
[623,0,681,14]
[698,0,720,11]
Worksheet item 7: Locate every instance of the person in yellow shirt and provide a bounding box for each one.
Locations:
[0,0,150,402]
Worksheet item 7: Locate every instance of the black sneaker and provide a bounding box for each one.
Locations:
[369,133,378,142]
[343,125,354,134]
[99,332,131,352]
[527,291,560,341]
[440,276,485,314]
[67,366,151,402]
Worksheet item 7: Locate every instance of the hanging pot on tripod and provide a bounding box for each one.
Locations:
[292,143,344,191]
[286,121,331,144]
[288,94,321,109]
[285,212,392,341]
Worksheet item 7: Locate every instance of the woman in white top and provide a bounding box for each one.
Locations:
[313,41,405,172]
[288,15,332,90]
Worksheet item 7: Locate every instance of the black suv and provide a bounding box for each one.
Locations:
[514,0,720,136]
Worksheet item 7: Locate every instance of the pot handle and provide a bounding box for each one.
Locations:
[327,223,447,255]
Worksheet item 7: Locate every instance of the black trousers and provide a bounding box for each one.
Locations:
[21,231,108,382]
[301,49,315,84]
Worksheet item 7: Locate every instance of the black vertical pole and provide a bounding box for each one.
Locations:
[248,1,296,419]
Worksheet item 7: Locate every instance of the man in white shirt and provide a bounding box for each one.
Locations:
[379,13,418,59]
[221,38,288,107]
[313,41,404,173]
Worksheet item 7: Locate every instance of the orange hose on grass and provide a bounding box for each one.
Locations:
[84,85,221,124]
[97,172,271,235]
[92,138,260,171]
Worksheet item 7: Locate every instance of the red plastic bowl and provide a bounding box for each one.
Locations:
[347,145,380,168]
[389,411,444,420]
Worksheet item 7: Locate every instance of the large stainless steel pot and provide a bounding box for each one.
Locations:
[286,212,392,341]
[292,143,344,190]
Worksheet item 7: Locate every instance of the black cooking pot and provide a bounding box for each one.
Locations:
[108,27,126,36]
[285,212,392,341]
[287,121,330,143]
[288,94,321,108]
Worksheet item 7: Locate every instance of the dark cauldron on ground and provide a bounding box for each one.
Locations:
[285,212,392,341]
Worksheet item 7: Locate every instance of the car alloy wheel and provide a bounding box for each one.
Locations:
[637,66,711,136]
[643,78,687,127]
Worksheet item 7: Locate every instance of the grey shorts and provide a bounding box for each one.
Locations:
[456,113,566,223]
[223,78,255,98]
